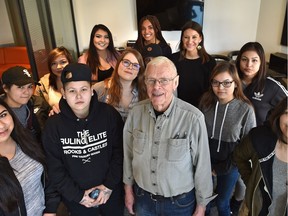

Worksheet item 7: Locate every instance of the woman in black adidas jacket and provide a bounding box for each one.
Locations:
[236,42,288,126]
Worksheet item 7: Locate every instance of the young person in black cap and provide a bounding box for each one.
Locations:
[1,66,50,142]
[42,63,124,216]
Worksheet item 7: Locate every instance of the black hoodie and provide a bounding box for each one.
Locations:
[42,93,124,204]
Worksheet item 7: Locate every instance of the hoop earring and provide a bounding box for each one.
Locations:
[197,45,202,50]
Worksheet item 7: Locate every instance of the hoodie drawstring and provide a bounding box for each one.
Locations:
[211,101,230,152]
[211,101,219,139]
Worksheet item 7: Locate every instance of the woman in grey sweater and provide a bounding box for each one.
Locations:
[0,99,56,216]
[199,62,256,216]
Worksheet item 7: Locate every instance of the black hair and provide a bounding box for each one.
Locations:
[87,24,119,81]
[0,99,46,169]
[178,21,210,63]
[235,42,266,92]
[0,157,24,213]
[0,98,46,213]
[269,97,288,144]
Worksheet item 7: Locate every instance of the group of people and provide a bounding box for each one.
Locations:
[0,14,287,216]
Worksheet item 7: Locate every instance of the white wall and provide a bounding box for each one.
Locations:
[203,0,260,54]
[256,0,287,61]
[73,0,262,55]
[0,0,14,45]
[49,0,78,60]
[1,0,286,59]
[72,0,138,53]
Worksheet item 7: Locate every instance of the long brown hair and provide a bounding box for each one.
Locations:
[48,46,73,90]
[107,48,147,106]
[178,21,210,64]
[199,62,251,111]
[135,15,169,54]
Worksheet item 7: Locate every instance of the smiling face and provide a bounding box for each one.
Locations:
[4,83,34,108]
[141,19,156,44]
[145,61,178,112]
[51,55,69,77]
[239,50,261,81]
[62,81,93,118]
[118,53,140,82]
[182,28,202,54]
[212,71,236,104]
[93,29,109,51]
[0,105,14,145]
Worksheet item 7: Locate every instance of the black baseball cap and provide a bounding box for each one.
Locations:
[1,66,40,86]
[61,63,92,84]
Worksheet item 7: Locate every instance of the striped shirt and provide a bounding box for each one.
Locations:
[10,145,45,216]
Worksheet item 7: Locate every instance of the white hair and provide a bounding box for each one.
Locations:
[145,56,177,77]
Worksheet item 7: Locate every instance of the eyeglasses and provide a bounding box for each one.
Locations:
[145,75,178,86]
[121,59,141,71]
[211,80,234,88]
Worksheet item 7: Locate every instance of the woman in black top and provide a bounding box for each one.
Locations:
[134,15,172,58]
[78,24,120,83]
[170,21,216,107]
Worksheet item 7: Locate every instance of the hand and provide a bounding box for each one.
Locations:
[212,170,217,176]
[49,103,60,116]
[79,187,98,208]
[192,205,206,216]
[43,213,56,216]
[124,184,135,215]
[92,184,113,206]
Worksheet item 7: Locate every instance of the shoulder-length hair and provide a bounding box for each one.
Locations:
[0,99,46,170]
[269,97,288,144]
[135,15,169,54]
[199,61,251,110]
[235,42,266,92]
[107,48,147,107]
[48,46,73,90]
[87,24,119,80]
[178,21,210,64]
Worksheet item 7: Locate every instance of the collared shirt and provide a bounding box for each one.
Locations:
[93,80,139,122]
[123,96,214,206]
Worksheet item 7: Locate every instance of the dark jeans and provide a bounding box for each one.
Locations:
[134,184,196,216]
[64,186,124,216]
[215,166,239,216]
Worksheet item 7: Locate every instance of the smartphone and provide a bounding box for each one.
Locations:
[89,189,100,199]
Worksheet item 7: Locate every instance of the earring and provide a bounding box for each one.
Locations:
[197,45,202,50]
